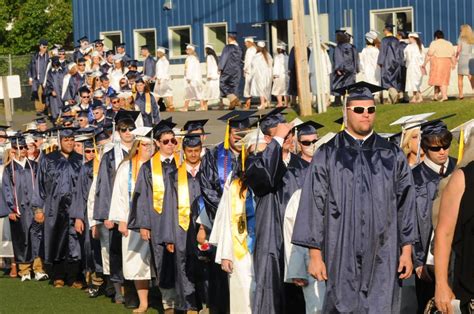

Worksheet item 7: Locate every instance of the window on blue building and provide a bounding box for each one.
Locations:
[169,26,192,58]
[371,7,413,35]
[134,28,156,60]
[100,31,123,51]
[204,23,227,55]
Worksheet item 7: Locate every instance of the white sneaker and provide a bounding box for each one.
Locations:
[21,273,31,282]
[34,272,49,281]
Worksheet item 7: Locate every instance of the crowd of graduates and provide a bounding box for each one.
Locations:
[1,23,474,314]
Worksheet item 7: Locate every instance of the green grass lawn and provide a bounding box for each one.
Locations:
[287,98,474,157]
[0,274,136,313]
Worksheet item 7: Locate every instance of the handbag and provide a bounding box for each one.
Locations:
[424,297,474,313]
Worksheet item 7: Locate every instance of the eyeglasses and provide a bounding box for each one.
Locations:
[427,144,450,152]
[81,95,90,98]
[13,146,27,150]
[119,127,135,133]
[112,100,120,104]
[161,138,178,145]
[93,111,102,115]
[58,53,65,55]
[347,106,376,114]
[84,149,94,153]
[299,139,318,146]
[78,63,85,66]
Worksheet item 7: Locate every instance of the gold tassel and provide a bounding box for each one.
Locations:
[241,142,246,171]
[224,121,230,150]
[457,128,465,165]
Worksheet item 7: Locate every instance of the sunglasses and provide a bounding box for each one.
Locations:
[112,100,120,104]
[96,44,104,47]
[78,63,86,66]
[347,106,376,114]
[161,138,178,145]
[81,95,90,98]
[58,53,65,55]
[427,144,450,152]
[13,146,27,150]
[84,149,94,153]
[299,139,318,146]
[119,127,135,133]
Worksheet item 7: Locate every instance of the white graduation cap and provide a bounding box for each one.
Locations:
[118,91,133,99]
[157,46,168,53]
[256,40,267,48]
[408,32,422,38]
[290,117,304,127]
[23,122,37,132]
[131,126,153,142]
[390,113,436,129]
[185,43,197,51]
[74,133,94,142]
[91,70,103,78]
[244,36,256,43]
[276,42,287,50]
[113,55,123,62]
[365,31,378,44]
[91,50,100,57]
[67,62,77,70]
[25,135,35,145]
[205,43,214,49]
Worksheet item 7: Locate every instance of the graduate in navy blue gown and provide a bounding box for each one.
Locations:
[134,77,160,127]
[378,24,404,103]
[218,32,243,109]
[331,30,359,106]
[412,120,456,313]
[32,128,83,287]
[28,39,50,114]
[45,57,66,122]
[292,82,417,313]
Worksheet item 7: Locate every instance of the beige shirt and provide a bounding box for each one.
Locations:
[428,39,455,58]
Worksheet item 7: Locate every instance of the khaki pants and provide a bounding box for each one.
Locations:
[18,257,44,276]
[34,85,45,113]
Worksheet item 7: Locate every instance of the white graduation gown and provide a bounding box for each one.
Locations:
[284,189,326,314]
[153,57,173,97]
[184,55,203,101]
[209,173,255,314]
[272,53,289,96]
[244,46,257,98]
[309,48,332,96]
[249,52,273,101]
[0,165,14,258]
[404,43,424,92]
[205,55,220,101]
[359,46,381,85]
[110,69,127,92]
[109,160,151,280]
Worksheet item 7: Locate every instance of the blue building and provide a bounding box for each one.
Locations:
[72,0,473,62]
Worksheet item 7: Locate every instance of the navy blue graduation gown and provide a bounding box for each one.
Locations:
[2,160,39,263]
[412,157,456,267]
[292,132,417,313]
[142,56,156,78]
[63,72,85,103]
[70,161,102,273]
[100,62,113,74]
[218,44,242,96]
[72,50,85,63]
[288,47,311,96]
[244,141,307,313]
[128,159,177,285]
[45,68,66,120]
[27,52,49,94]
[331,43,359,95]
[134,92,160,127]
[32,151,83,263]
[377,36,404,90]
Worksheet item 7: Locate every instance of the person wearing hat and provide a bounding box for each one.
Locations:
[292,81,417,313]
[203,44,222,110]
[141,45,156,85]
[243,36,257,109]
[73,36,90,62]
[134,77,160,127]
[91,101,107,127]
[107,127,154,311]
[377,23,404,104]
[93,111,138,305]
[404,32,425,103]
[272,42,289,108]
[99,74,116,99]
[28,39,50,114]
[243,108,308,313]
[115,43,131,64]
[295,120,323,163]
[411,120,456,313]
[63,58,87,106]
[153,47,174,111]
[57,47,69,71]
[208,128,265,313]
[360,31,381,88]
[218,32,243,110]
[288,42,311,104]
[61,62,77,103]
[110,56,127,92]
[181,44,205,111]
[45,56,66,122]
[249,40,273,110]
[2,135,49,282]
[331,30,360,106]
[309,38,333,108]
[101,51,115,75]
[32,127,84,288]
[94,39,105,56]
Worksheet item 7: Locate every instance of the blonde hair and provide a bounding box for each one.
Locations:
[460,24,474,44]
[401,128,420,156]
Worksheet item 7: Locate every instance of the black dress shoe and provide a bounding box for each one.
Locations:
[124,293,139,309]
[88,285,102,298]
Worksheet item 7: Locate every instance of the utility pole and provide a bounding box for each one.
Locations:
[291,0,312,117]
[309,0,327,113]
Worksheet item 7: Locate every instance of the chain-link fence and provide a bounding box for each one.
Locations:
[0,54,36,112]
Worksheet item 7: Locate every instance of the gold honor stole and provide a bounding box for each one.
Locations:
[230,179,249,260]
[152,152,181,214]
[145,92,151,114]
[177,163,191,231]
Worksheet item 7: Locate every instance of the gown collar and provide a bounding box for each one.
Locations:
[423,157,449,176]
[344,130,375,146]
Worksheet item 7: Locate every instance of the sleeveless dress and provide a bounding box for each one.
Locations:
[453,161,474,311]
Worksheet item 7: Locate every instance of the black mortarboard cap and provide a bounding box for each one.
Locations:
[91,99,105,111]
[117,42,126,48]
[78,85,91,95]
[140,45,149,50]
[61,115,76,125]
[152,118,177,139]
[296,120,324,138]
[421,120,449,137]
[94,39,103,44]
[333,81,385,102]
[62,105,74,114]
[39,39,48,46]
[51,56,61,66]
[77,57,87,64]
[127,60,139,67]
[335,29,346,34]
[125,70,139,80]
[182,133,203,148]
[94,126,111,142]
[58,126,78,137]
[218,110,256,129]
[114,110,140,124]
[0,124,11,131]
[11,135,26,147]
[256,107,287,134]
[334,117,344,126]
[78,36,89,43]
[106,50,114,57]
[182,119,208,133]
[35,116,48,124]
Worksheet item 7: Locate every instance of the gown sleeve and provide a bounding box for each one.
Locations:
[291,145,330,250]
[69,164,89,220]
[1,165,15,214]
[32,157,48,210]
[129,163,152,230]
[218,46,229,71]
[199,148,221,223]
[93,153,113,221]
